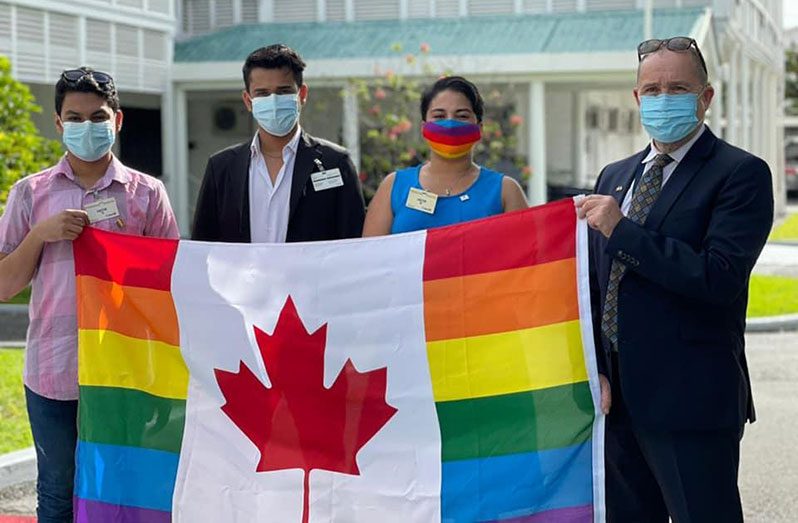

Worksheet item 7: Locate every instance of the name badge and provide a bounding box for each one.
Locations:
[84,197,120,224]
[405,187,438,214]
[311,168,344,192]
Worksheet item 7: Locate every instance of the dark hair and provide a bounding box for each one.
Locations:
[420,76,484,123]
[242,44,306,91]
[54,67,120,116]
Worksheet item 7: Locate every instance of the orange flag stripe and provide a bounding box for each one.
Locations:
[76,275,179,347]
[424,258,579,342]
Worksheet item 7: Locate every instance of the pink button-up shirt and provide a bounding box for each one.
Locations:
[0,155,179,400]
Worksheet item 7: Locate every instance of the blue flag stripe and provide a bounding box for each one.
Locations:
[441,441,593,521]
[75,440,178,512]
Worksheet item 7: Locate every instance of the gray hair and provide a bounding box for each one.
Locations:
[637,48,709,86]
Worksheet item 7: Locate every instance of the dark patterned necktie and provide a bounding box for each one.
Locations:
[601,153,673,347]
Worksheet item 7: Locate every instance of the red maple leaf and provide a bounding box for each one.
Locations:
[214,296,398,523]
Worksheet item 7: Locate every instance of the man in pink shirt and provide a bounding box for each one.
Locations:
[0,67,179,523]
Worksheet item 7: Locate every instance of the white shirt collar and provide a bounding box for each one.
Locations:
[642,124,707,165]
[250,126,302,159]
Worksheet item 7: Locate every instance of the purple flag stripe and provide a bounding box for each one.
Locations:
[490,504,593,522]
[74,497,171,523]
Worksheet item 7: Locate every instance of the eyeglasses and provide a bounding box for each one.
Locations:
[60,69,114,87]
[637,37,708,75]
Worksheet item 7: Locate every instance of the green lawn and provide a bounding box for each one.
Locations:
[748,274,798,318]
[6,286,30,305]
[0,348,31,454]
[770,213,798,242]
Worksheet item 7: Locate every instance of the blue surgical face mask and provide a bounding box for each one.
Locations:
[251,94,300,137]
[62,120,116,162]
[639,93,701,144]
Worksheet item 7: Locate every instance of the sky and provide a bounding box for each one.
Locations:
[785,0,798,29]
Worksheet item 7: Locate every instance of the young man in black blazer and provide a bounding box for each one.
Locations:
[577,38,773,522]
[192,44,365,243]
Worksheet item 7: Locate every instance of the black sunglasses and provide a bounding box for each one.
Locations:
[637,37,708,75]
[60,69,114,87]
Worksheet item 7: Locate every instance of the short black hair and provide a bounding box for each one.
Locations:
[242,44,306,91]
[420,76,484,123]
[54,67,120,116]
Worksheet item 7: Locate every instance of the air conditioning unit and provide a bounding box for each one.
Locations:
[212,102,252,136]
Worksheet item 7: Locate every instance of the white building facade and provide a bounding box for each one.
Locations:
[1,0,787,232]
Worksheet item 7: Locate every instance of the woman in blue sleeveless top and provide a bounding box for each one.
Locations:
[363,76,527,236]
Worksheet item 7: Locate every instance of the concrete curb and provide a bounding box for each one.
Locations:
[746,313,798,333]
[0,448,35,490]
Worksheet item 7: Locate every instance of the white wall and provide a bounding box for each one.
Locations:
[184,87,344,220]
[583,90,648,186]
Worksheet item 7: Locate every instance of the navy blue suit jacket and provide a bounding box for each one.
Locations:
[588,127,773,431]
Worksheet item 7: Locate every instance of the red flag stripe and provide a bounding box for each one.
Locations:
[423,199,577,281]
[73,227,179,291]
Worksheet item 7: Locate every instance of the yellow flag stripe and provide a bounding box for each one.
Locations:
[426,320,587,402]
[78,329,188,400]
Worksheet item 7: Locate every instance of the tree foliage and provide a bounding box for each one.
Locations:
[0,55,62,212]
[786,49,798,116]
[351,44,529,201]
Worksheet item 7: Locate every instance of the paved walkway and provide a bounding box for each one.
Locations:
[754,242,798,278]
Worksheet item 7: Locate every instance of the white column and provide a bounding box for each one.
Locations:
[161,84,179,232]
[753,64,764,157]
[727,46,739,145]
[342,83,361,171]
[710,75,723,139]
[527,81,547,205]
[574,91,587,188]
[774,71,787,217]
[78,16,87,65]
[741,54,751,151]
[259,0,274,22]
[174,86,191,236]
[399,0,408,19]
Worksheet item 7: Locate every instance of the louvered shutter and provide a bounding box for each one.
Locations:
[435,0,461,17]
[326,0,347,21]
[354,0,400,21]
[115,23,139,89]
[142,29,167,91]
[15,7,45,79]
[86,19,113,75]
[49,13,79,79]
[468,0,514,16]
[0,4,12,59]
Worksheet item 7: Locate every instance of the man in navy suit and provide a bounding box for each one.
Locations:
[577,38,773,522]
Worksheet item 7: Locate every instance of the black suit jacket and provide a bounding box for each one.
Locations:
[191,131,365,242]
[589,127,773,431]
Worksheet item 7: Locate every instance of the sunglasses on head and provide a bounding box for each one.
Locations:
[60,69,114,87]
[637,37,708,75]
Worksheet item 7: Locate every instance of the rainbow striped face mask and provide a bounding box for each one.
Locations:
[422,119,482,159]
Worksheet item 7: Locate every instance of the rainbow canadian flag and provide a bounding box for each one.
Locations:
[73,199,605,523]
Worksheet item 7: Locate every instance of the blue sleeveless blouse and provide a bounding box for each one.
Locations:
[390,165,504,234]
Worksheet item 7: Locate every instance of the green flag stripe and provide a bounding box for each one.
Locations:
[78,385,185,454]
[437,381,594,462]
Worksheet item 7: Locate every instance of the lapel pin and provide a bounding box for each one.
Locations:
[615,185,624,192]
[460,194,470,202]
